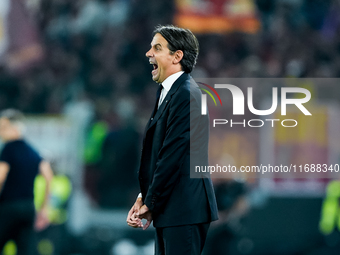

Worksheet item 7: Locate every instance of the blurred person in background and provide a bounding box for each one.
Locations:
[203,180,249,255]
[98,97,140,208]
[126,25,218,254]
[0,109,53,255]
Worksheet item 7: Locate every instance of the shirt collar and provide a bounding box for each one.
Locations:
[160,71,185,92]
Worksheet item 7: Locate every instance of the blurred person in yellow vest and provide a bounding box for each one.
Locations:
[0,109,53,255]
[320,180,340,235]
[34,174,72,225]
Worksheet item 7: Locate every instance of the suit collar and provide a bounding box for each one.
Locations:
[147,72,189,129]
[164,72,188,99]
[161,71,185,93]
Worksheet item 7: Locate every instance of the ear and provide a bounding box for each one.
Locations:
[1,118,10,126]
[173,50,183,64]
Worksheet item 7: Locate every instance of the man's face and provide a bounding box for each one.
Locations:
[0,118,12,140]
[146,33,176,83]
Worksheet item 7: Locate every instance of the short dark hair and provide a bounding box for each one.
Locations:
[0,109,25,123]
[153,25,199,73]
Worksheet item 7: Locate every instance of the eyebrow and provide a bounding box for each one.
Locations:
[152,43,162,48]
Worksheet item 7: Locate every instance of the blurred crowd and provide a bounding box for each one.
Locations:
[1,0,340,208]
[2,0,340,117]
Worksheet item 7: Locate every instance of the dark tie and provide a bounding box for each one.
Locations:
[152,84,163,118]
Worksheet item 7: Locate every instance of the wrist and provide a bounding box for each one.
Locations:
[136,193,143,203]
[136,197,143,205]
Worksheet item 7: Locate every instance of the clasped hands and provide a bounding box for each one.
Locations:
[126,198,153,230]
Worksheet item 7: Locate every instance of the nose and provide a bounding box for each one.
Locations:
[146,48,153,58]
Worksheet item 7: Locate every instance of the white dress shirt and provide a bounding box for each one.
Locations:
[158,71,184,108]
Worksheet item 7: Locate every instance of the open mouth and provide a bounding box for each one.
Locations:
[150,61,158,76]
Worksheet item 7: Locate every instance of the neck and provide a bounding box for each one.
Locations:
[165,66,183,79]
[3,132,22,142]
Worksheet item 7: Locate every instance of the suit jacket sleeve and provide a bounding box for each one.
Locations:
[143,89,191,213]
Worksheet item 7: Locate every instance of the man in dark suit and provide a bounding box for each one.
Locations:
[126,25,218,254]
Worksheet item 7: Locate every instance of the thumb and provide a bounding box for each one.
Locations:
[143,219,151,230]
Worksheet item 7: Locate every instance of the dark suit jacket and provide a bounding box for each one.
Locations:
[138,72,218,228]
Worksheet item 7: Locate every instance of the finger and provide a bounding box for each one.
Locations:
[127,217,141,224]
[126,208,134,221]
[143,219,151,230]
[128,222,143,228]
[127,217,142,226]
[129,217,141,225]
[128,223,139,228]
[127,220,141,228]
[127,223,139,228]
[131,212,140,220]
[130,214,143,224]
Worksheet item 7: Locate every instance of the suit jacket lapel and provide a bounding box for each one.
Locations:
[147,72,189,130]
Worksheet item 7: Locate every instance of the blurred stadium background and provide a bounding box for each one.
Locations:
[1,0,340,254]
